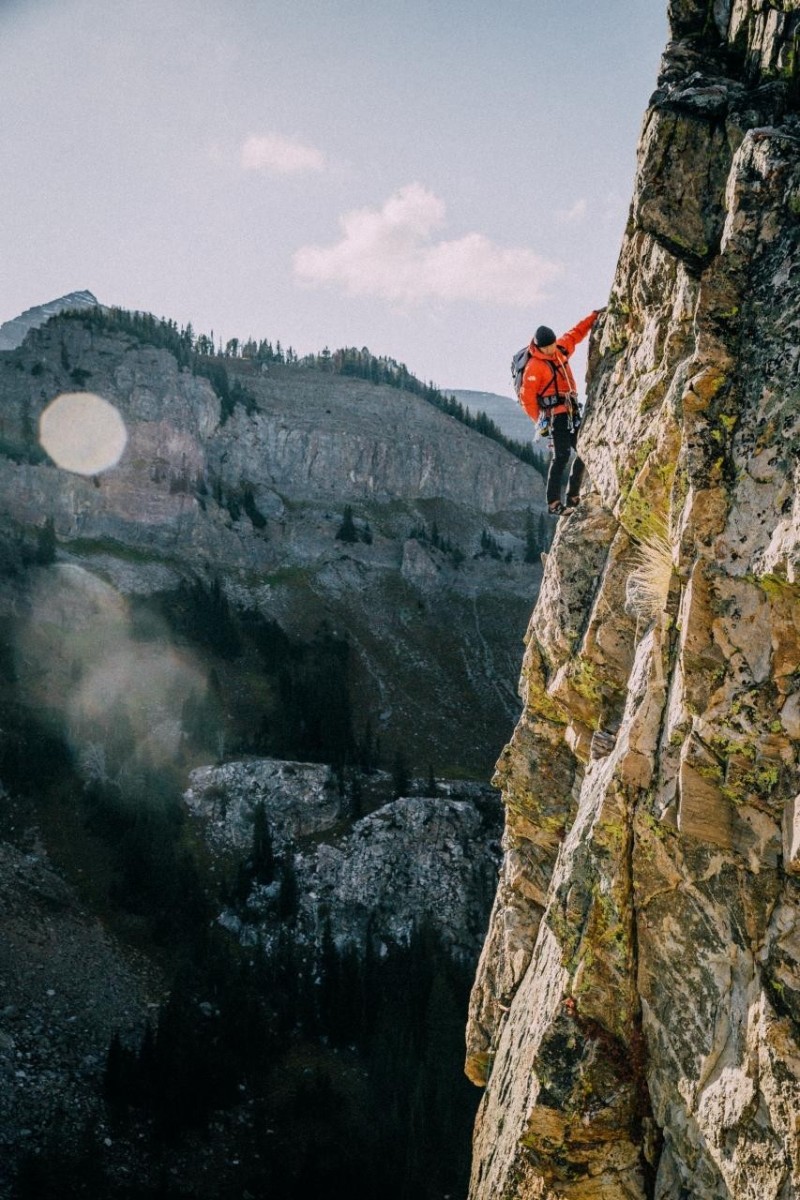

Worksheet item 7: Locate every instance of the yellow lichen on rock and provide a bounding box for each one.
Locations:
[466,3,800,1197]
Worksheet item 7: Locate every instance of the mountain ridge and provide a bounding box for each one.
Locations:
[0,289,100,351]
[448,388,538,448]
[0,301,537,1193]
[0,309,550,777]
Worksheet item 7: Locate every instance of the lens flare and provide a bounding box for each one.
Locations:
[14,564,209,777]
[39,391,128,475]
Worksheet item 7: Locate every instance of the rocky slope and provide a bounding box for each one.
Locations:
[450,389,540,446]
[0,761,499,1196]
[0,823,162,1195]
[466,2,800,1197]
[0,314,547,776]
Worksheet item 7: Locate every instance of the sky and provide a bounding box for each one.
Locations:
[0,0,668,399]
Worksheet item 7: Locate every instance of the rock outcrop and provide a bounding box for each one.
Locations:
[185,758,502,961]
[466,3,800,1197]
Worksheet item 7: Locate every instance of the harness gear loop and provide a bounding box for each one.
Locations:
[537,355,576,433]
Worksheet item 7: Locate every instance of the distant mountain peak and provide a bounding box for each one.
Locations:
[0,289,102,351]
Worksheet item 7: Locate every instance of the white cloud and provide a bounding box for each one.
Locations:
[293,183,561,306]
[241,132,325,175]
[557,198,588,224]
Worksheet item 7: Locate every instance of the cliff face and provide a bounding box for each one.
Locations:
[0,317,545,774]
[466,3,800,1197]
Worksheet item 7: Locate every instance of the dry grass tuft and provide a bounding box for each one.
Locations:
[626,531,674,622]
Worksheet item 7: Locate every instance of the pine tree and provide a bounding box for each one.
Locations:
[250,800,275,884]
[336,505,358,543]
[359,718,378,773]
[277,854,299,919]
[538,511,549,552]
[524,508,539,563]
[35,517,57,565]
[103,1030,126,1104]
[391,749,411,799]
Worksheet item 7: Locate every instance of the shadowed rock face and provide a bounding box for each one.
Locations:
[184,758,503,962]
[466,3,800,1197]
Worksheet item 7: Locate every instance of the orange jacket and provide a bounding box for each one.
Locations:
[519,311,598,423]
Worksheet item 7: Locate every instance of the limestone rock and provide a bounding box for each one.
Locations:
[467,3,800,1197]
[185,758,340,850]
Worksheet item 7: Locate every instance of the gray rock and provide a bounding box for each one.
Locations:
[184,756,502,962]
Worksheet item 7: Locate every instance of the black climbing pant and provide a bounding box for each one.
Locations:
[546,411,584,507]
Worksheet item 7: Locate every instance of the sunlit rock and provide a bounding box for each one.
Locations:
[467,3,800,1196]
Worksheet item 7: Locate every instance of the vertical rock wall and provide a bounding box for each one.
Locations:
[466,3,800,1197]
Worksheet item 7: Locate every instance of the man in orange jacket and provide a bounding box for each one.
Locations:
[519,310,601,515]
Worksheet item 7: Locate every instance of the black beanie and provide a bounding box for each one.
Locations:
[535,325,556,347]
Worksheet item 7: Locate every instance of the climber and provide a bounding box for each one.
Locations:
[518,310,601,516]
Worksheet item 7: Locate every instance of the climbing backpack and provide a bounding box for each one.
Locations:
[510,345,531,399]
[510,343,573,403]
[512,342,581,433]
[511,342,570,402]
